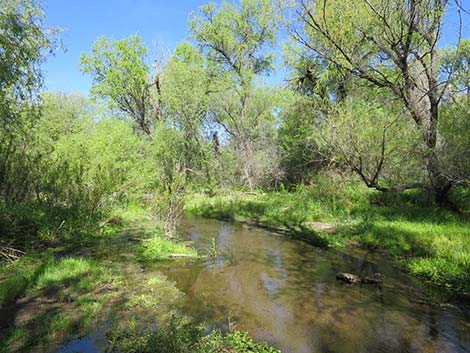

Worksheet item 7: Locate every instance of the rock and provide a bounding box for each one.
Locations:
[336,272,362,284]
[305,221,336,233]
[170,254,195,258]
[363,273,384,285]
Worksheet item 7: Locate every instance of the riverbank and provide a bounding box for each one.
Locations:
[185,182,470,297]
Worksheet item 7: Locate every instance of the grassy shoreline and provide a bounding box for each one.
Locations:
[185,185,470,297]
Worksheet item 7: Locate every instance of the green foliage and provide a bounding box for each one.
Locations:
[0,0,55,203]
[316,94,423,190]
[440,39,470,94]
[190,0,278,79]
[439,96,470,184]
[0,0,53,115]
[80,35,154,135]
[290,0,458,201]
[107,317,279,353]
[138,237,198,261]
[25,93,143,227]
[162,42,212,184]
[189,0,283,188]
[278,93,328,184]
[138,122,187,236]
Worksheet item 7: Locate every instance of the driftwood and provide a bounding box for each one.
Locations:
[0,244,25,263]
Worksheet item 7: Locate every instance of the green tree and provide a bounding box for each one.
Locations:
[139,122,187,237]
[80,35,155,136]
[278,93,327,185]
[161,42,211,183]
[440,39,470,96]
[439,96,470,186]
[0,0,54,202]
[316,92,423,191]
[291,0,461,204]
[437,41,470,187]
[190,0,279,188]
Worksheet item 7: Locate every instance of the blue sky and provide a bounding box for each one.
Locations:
[42,0,211,95]
[42,0,469,96]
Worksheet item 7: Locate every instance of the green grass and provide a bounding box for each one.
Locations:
[357,220,470,293]
[138,236,198,261]
[0,257,47,307]
[186,176,470,295]
[0,256,122,353]
[35,257,120,291]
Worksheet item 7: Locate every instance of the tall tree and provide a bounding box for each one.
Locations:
[291,0,463,204]
[190,0,279,188]
[80,35,156,136]
[0,0,54,202]
[161,42,211,181]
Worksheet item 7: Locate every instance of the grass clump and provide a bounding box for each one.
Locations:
[139,237,198,261]
[106,317,279,353]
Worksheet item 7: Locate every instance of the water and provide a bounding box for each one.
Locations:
[57,214,470,353]
[157,214,470,353]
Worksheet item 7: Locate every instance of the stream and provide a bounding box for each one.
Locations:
[59,214,470,353]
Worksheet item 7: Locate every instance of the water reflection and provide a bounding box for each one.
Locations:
[158,214,470,353]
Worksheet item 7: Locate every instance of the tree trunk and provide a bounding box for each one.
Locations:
[408,56,453,207]
[239,92,255,189]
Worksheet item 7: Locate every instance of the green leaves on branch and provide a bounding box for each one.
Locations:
[80,36,155,136]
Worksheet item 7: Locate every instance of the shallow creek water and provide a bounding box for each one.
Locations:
[60,214,470,353]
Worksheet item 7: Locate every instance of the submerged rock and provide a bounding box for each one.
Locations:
[363,273,384,285]
[336,272,362,284]
[336,272,384,285]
